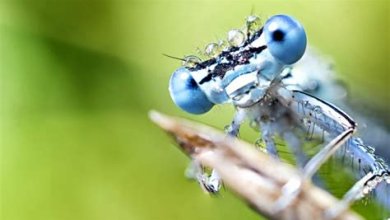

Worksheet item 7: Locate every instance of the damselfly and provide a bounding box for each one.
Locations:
[168,14,389,218]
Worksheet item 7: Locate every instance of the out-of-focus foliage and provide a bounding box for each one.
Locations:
[0,1,388,220]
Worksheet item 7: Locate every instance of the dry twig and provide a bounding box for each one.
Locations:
[149,110,362,220]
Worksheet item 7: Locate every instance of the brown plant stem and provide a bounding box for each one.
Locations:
[149,110,362,220]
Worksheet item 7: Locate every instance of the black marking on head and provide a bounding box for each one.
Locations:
[281,71,292,79]
[201,58,217,68]
[199,74,213,84]
[190,27,264,72]
[272,30,285,42]
[213,63,233,78]
[189,58,217,71]
[189,26,267,85]
[226,54,234,61]
[248,45,267,54]
[198,45,267,85]
[239,45,267,64]
[246,27,263,45]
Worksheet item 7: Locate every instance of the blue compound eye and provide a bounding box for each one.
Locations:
[264,15,307,64]
[169,68,214,114]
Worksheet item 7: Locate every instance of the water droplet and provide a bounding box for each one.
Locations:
[255,138,267,152]
[204,43,220,57]
[385,176,390,184]
[217,40,228,51]
[227,29,246,47]
[362,186,370,195]
[313,106,322,114]
[195,47,203,56]
[249,120,259,130]
[366,145,375,154]
[183,55,202,68]
[376,158,385,164]
[246,15,261,34]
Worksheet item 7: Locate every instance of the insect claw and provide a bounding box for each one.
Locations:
[198,175,221,194]
[194,168,222,194]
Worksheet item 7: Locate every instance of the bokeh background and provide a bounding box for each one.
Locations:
[1,0,389,219]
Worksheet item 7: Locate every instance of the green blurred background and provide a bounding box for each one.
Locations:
[0,0,388,219]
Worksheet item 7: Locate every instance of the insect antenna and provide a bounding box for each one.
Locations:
[163,53,205,68]
[162,53,186,62]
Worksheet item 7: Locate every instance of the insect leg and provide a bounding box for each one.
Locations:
[324,172,379,219]
[185,160,202,180]
[259,121,279,158]
[185,159,222,193]
[338,136,390,209]
[226,108,246,137]
[198,109,246,194]
[283,90,390,214]
[282,131,308,169]
[325,142,390,219]
[283,130,325,187]
[276,88,358,177]
[273,88,358,212]
[201,169,222,194]
[273,128,355,212]
[302,127,355,178]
